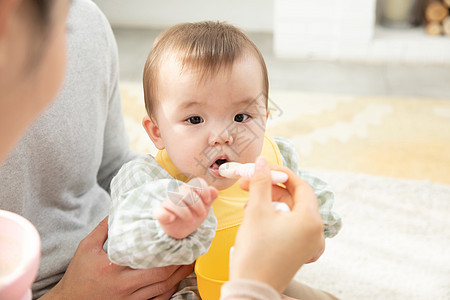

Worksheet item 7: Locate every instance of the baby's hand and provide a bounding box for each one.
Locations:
[153,178,218,239]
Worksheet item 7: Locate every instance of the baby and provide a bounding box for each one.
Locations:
[108,21,341,299]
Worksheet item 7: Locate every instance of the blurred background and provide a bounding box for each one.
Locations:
[94,0,450,98]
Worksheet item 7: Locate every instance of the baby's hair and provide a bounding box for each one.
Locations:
[143,21,269,118]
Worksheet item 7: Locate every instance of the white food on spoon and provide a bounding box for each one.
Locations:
[218,162,288,184]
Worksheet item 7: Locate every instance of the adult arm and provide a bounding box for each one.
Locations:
[95,0,137,193]
[221,279,281,300]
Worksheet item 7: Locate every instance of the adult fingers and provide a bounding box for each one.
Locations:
[271,184,294,209]
[240,163,318,214]
[240,174,293,209]
[270,165,319,213]
[127,264,177,285]
[292,180,319,214]
[238,164,292,192]
[151,285,178,300]
[269,164,303,195]
[246,156,273,212]
[130,264,194,299]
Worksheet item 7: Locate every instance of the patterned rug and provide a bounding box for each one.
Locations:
[120,82,450,300]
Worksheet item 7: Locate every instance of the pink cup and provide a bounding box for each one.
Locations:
[0,210,41,300]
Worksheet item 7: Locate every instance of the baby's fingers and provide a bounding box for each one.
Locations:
[185,194,209,219]
[153,206,176,224]
[201,186,218,206]
[187,178,218,206]
[186,178,217,218]
[163,191,199,222]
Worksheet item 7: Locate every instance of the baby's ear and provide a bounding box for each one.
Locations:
[142,115,165,150]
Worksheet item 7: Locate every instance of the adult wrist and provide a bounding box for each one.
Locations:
[37,281,66,300]
[221,279,281,300]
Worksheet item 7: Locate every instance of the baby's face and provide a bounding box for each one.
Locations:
[148,53,267,190]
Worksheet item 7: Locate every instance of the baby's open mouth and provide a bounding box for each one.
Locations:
[210,157,229,170]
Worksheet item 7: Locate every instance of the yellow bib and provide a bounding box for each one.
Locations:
[156,136,283,299]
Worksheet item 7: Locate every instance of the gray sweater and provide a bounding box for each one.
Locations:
[0,0,135,297]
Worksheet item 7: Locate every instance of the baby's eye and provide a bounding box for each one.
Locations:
[234,113,250,123]
[186,116,204,124]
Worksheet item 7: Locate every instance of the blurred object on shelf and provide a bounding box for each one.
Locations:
[425,0,448,22]
[443,16,450,34]
[424,0,450,36]
[425,20,443,34]
[378,0,425,28]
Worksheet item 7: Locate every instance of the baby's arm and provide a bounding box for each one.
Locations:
[153,177,218,239]
[274,137,342,238]
[108,155,217,269]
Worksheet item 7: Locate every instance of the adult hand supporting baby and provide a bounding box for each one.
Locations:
[229,156,325,293]
[40,217,193,300]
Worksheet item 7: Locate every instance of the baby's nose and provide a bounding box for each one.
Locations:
[209,128,234,146]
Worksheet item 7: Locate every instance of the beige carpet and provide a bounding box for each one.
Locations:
[120,82,450,299]
[296,170,450,300]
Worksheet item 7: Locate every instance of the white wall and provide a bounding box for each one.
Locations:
[273,0,450,64]
[93,0,274,32]
[274,0,377,59]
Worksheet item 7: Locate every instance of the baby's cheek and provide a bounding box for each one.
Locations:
[180,157,208,179]
[250,139,265,160]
